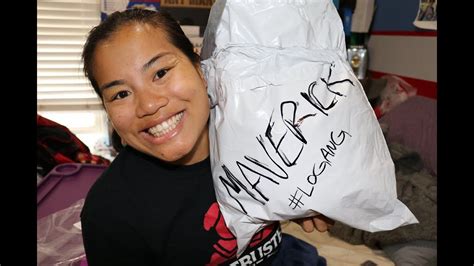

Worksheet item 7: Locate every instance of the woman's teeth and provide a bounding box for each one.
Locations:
[148,112,184,137]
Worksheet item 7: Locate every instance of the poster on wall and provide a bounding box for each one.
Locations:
[413,0,437,30]
[101,0,160,21]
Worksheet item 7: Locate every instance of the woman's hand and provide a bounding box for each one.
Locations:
[293,214,335,233]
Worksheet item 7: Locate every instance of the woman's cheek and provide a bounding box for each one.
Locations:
[108,112,129,132]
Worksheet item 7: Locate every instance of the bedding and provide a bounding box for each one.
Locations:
[379,96,437,176]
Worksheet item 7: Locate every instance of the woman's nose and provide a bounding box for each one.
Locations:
[135,90,169,118]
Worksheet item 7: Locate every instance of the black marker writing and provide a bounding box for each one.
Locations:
[315,130,352,177]
[320,62,354,97]
[219,154,291,214]
[236,160,279,202]
[281,101,308,144]
[217,62,355,214]
[300,63,353,116]
[288,129,352,208]
[288,186,314,210]
[219,165,255,214]
[288,190,305,209]
[263,111,303,167]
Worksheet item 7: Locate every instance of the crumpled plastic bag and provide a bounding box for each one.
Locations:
[201,0,418,256]
[373,75,418,118]
[37,199,86,266]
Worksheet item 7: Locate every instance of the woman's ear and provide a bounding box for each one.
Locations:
[195,62,207,88]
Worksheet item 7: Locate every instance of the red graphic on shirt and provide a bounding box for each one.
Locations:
[203,202,275,265]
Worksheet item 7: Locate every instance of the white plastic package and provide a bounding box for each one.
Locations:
[37,199,86,266]
[201,0,418,256]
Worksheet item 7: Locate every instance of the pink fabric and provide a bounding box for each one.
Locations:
[379,96,437,175]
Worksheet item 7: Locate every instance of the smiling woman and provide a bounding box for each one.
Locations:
[89,22,210,165]
[79,8,330,266]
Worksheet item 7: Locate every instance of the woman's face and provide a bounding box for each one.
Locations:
[92,23,209,165]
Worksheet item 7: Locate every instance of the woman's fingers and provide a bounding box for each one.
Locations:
[294,215,335,233]
[313,215,335,232]
[301,218,316,233]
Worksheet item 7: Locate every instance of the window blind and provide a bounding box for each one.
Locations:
[37,0,102,108]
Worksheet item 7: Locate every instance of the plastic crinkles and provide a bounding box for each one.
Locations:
[201,0,418,256]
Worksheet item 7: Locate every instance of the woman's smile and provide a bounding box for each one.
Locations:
[146,111,184,138]
[140,110,186,146]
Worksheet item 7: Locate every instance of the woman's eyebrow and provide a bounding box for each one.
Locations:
[100,80,125,92]
[99,53,174,92]
[142,52,173,72]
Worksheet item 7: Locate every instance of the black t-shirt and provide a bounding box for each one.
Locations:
[81,146,281,265]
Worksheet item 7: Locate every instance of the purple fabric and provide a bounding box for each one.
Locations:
[79,257,88,266]
[37,163,108,220]
[379,96,437,175]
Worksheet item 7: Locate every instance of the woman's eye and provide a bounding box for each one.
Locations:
[155,69,168,80]
[113,90,130,100]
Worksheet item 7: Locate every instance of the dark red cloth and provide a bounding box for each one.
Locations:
[37,114,110,176]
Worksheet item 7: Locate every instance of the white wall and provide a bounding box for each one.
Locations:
[367,34,437,82]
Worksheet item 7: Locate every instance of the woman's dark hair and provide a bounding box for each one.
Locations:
[111,129,124,153]
[82,8,200,99]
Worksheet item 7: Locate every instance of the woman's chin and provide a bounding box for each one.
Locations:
[155,147,191,164]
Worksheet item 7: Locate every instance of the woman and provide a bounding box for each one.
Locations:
[81,8,330,265]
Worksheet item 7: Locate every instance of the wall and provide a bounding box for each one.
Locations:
[371,0,419,31]
[367,0,437,99]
